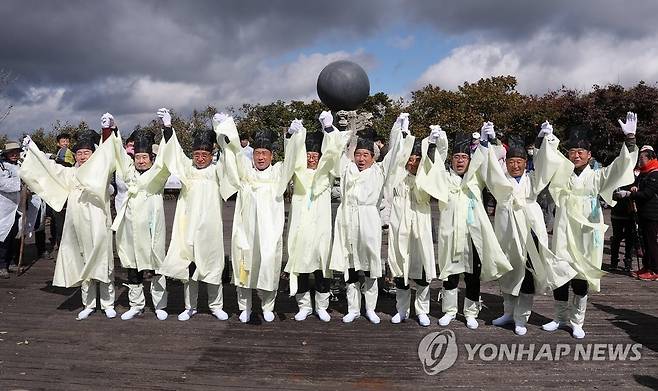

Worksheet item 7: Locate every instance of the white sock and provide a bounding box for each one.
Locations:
[155,309,168,321]
[212,309,228,321]
[438,313,455,326]
[316,309,330,322]
[76,308,94,320]
[104,308,117,319]
[466,316,479,329]
[120,307,143,320]
[365,310,380,324]
[418,313,430,327]
[239,310,251,323]
[342,312,360,323]
[177,309,197,321]
[263,311,275,322]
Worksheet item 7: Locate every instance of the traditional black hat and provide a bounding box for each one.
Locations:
[131,130,155,154]
[356,136,375,154]
[252,129,277,151]
[72,129,100,152]
[410,138,423,157]
[305,131,324,154]
[506,134,527,160]
[451,132,471,155]
[192,129,216,152]
[565,124,591,151]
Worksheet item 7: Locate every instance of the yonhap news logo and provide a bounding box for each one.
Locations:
[418,331,643,375]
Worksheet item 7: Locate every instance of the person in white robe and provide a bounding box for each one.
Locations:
[220,115,306,323]
[542,112,639,339]
[329,113,408,324]
[20,124,117,320]
[484,121,577,335]
[388,125,442,327]
[110,120,170,321]
[0,141,22,278]
[157,109,235,322]
[417,123,513,329]
[285,112,348,322]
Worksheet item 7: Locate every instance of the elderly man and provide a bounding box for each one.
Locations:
[0,141,22,278]
[21,119,117,320]
[543,112,638,339]
[110,115,170,321]
[484,122,577,335]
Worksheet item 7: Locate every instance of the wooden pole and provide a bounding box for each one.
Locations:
[17,181,28,273]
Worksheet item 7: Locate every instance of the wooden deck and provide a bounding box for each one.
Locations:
[0,199,657,390]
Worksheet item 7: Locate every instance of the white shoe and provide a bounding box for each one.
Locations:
[342,312,360,323]
[76,308,94,320]
[514,325,527,336]
[239,310,251,323]
[177,309,197,321]
[263,311,275,322]
[105,308,117,319]
[211,309,229,321]
[294,308,312,321]
[120,307,143,320]
[391,312,406,324]
[466,316,479,329]
[418,313,431,327]
[571,325,586,339]
[316,309,331,322]
[365,310,380,324]
[155,309,168,321]
[492,313,514,326]
[542,320,566,332]
[438,313,455,326]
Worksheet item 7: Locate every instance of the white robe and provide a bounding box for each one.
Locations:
[20,136,117,287]
[223,127,306,292]
[0,160,20,241]
[418,135,513,282]
[388,137,437,285]
[485,136,577,295]
[158,131,233,285]
[285,129,347,295]
[329,122,404,279]
[549,143,638,292]
[111,135,169,272]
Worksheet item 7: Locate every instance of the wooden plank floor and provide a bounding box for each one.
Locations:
[0,199,657,390]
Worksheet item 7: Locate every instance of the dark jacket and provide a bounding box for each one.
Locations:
[631,170,658,222]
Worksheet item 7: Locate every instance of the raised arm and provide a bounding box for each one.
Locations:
[213,113,244,200]
[276,119,307,196]
[530,121,574,196]
[157,108,191,181]
[598,112,640,206]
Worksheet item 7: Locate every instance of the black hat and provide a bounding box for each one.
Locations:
[356,136,375,154]
[305,131,324,154]
[565,124,591,151]
[131,130,155,155]
[252,129,277,151]
[451,133,471,156]
[73,129,100,152]
[410,138,422,157]
[506,134,527,160]
[192,129,216,152]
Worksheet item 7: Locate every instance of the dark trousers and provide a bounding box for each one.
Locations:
[297,270,331,294]
[553,278,588,301]
[47,204,66,247]
[640,220,658,272]
[346,268,371,283]
[126,268,156,284]
[442,243,482,302]
[610,218,635,265]
[394,269,430,290]
[0,213,20,270]
[520,260,535,295]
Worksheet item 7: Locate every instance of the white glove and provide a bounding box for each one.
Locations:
[618,112,637,136]
[22,135,32,149]
[319,111,333,128]
[428,125,444,144]
[480,121,495,140]
[538,120,554,138]
[395,113,410,134]
[101,112,115,129]
[157,108,172,127]
[288,119,305,135]
[616,190,631,198]
[212,112,230,127]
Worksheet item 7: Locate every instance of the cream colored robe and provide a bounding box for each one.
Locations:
[111,135,169,272]
[0,160,20,241]
[485,136,577,295]
[418,134,513,281]
[20,136,117,287]
[329,122,404,279]
[285,129,347,295]
[222,125,306,292]
[388,137,438,285]
[158,130,234,285]
[549,143,638,292]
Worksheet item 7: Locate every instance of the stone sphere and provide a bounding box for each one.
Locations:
[316,60,370,111]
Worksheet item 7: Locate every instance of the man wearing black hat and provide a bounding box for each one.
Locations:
[157,109,235,322]
[329,113,409,324]
[221,115,306,323]
[0,141,22,278]
[285,112,349,322]
[387,124,442,327]
[20,116,118,320]
[543,112,638,339]
[485,121,577,336]
[109,113,170,321]
[419,122,512,329]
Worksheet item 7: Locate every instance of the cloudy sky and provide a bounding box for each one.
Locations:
[2,0,657,138]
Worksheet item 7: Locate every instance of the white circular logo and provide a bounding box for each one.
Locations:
[418,330,458,375]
